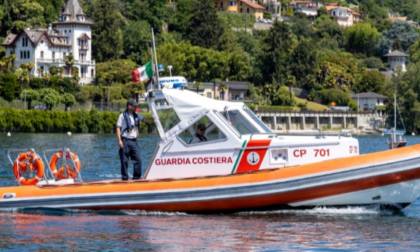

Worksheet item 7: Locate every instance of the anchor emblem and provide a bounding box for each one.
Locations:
[247,152,260,165]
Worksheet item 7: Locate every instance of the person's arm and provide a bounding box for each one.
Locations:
[143,118,154,124]
[116,127,123,148]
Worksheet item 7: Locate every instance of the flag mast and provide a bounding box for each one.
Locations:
[151,28,160,90]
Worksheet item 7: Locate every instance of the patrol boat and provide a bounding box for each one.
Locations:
[2,82,420,212]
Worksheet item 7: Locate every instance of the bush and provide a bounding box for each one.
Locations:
[272,86,296,106]
[254,105,294,112]
[29,77,45,89]
[358,57,383,69]
[218,12,255,28]
[263,12,272,19]
[0,107,154,133]
[348,99,358,111]
[317,89,350,106]
[0,74,19,102]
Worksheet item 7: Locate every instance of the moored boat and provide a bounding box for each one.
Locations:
[1,86,420,212]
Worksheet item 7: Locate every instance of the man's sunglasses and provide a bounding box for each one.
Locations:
[198,128,205,131]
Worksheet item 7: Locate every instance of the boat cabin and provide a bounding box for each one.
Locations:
[143,87,360,180]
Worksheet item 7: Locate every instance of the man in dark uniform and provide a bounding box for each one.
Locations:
[188,123,208,144]
[116,99,154,180]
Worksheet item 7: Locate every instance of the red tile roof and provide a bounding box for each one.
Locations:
[240,0,266,10]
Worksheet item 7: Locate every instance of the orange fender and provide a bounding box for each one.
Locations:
[13,152,44,186]
[50,151,81,180]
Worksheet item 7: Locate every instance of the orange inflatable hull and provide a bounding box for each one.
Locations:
[1,144,420,212]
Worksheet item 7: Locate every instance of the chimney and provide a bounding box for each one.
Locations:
[32,35,35,41]
[48,23,52,33]
[388,47,392,53]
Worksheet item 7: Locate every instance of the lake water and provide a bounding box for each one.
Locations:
[0,133,420,251]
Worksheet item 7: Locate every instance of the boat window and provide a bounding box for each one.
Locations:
[243,105,272,133]
[178,115,227,145]
[220,109,260,135]
[152,95,181,133]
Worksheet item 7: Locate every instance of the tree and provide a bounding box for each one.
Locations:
[0,73,18,102]
[193,81,203,93]
[92,0,124,62]
[260,21,293,85]
[65,53,74,76]
[291,13,313,41]
[62,93,76,111]
[16,67,30,108]
[345,22,379,56]
[317,6,328,17]
[376,20,419,55]
[49,66,58,76]
[218,83,228,100]
[288,40,318,88]
[20,89,39,109]
[42,88,61,110]
[185,0,224,49]
[174,0,196,35]
[286,75,296,105]
[122,0,171,34]
[123,21,152,64]
[314,15,344,49]
[359,57,383,69]
[71,67,80,94]
[357,70,386,93]
[272,86,295,106]
[155,41,250,82]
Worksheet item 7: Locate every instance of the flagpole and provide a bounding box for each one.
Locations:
[151,28,160,90]
[149,41,155,88]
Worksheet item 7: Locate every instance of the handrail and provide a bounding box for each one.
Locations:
[7,148,49,184]
[43,147,83,182]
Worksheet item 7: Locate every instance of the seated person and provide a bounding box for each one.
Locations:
[188,123,208,144]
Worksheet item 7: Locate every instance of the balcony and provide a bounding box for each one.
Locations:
[37,58,95,66]
[37,58,65,64]
[74,59,96,66]
[79,45,89,51]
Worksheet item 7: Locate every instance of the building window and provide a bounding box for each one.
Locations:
[52,52,55,60]
[207,92,212,98]
[41,51,44,58]
[247,7,249,13]
[20,51,23,59]
[23,51,26,58]
[91,69,95,77]
[220,2,223,7]
[27,51,30,59]
[240,2,242,5]
[65,30,67,33]
[229,1,236,6]
[215,2,217,7]
[63,52,66,59]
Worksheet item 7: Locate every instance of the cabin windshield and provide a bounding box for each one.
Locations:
[151,92,181,134]
[243,105,272,133]
[222,109,260,135]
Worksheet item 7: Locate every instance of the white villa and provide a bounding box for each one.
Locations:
[351,92,387,114]
[384,50,409,72]
[1,0,95,85]
[326,5,360,26]
[288,2,361,26]
[289,1,324,17]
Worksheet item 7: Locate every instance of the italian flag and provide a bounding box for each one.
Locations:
[132,61,153,83]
